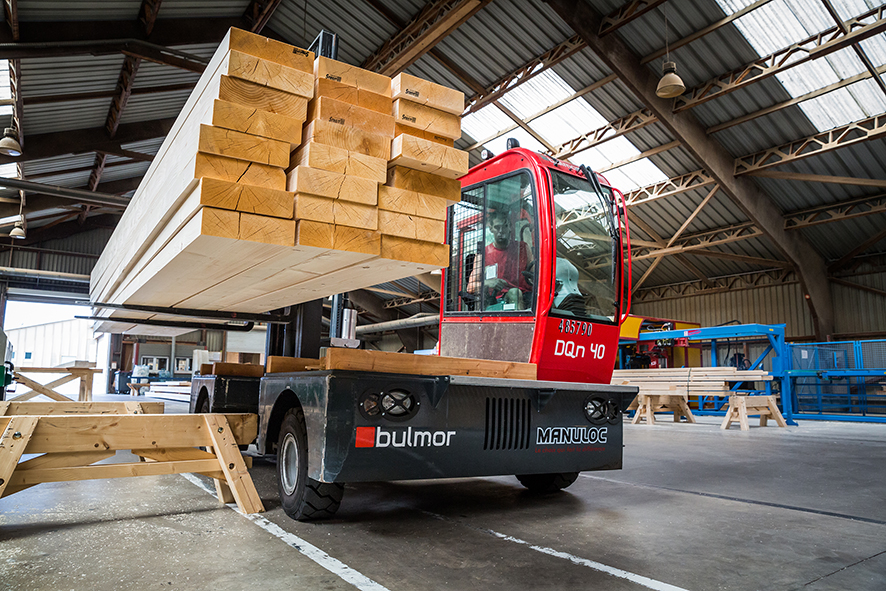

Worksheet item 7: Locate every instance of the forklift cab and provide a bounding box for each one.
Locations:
[441,147,631,384]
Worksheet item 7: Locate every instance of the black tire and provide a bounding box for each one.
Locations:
[516,472,579,493]
[199,396,210,414]
[277,407,344,521]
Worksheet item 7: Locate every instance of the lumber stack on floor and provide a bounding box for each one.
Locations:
[90,29,468,332]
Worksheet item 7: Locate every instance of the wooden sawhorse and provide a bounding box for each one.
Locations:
[720,395,788,431]
[629,390,696,425]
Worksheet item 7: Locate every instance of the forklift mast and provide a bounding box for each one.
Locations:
[440,147,631,384]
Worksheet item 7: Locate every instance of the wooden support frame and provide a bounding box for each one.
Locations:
[629,391,697,425]
[11,367,103,402]
[0,401,164,415]
[0,413,264,514]
[721,395,787,431]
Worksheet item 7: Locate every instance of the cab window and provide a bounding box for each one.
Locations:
[444,172,537,314]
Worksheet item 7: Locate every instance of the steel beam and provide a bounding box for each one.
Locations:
[243,0,283,33]
[3,0,17,41]
[747,171,886,188]
[549,108,657,160]
[0,117,175,165]
[632,269,798,303]
[623,169,716,207]
[599,0,668,36]
[547,0,835,336]
[0,17,243,45]
[362,0,492,76]
[22,83,195,106]
[8,58,22,148]
[0,39,208,72]
[735,114,886,174]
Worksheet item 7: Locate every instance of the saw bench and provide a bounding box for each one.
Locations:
[0,412,263,514]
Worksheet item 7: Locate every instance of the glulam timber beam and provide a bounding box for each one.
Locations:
[363,0,492,76]
[547,0,835,336]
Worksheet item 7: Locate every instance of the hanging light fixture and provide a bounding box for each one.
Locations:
[0,116,22,157]
[9,190,25,239]
[656,3,685,99]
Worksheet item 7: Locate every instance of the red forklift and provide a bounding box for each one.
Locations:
[191,142,636,521]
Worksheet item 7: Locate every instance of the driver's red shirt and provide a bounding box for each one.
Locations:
[485,241,530,292]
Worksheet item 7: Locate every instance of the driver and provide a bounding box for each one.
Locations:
[470,211,531,309]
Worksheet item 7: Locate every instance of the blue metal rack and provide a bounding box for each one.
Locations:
[636,323,793,422]
[633,324,886,424]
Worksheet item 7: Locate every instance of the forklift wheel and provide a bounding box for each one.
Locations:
[516,472,579,494]
[277,407,344,521]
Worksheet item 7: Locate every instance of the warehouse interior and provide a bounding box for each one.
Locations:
[0,0,885,590]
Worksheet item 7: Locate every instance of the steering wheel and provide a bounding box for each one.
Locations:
[521,259,537,287]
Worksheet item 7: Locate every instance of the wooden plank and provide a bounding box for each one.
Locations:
[386,166,461,201]
[390,133,469,179]
[391,72,464,115]
[334,201,378,230]
[206,362,265,378]
[226,49,314,98]
[413,215,446,243]
[287,166,379,205]
[239,212,295,246]
[228,27,314,72]
[197,177,294,219]
[334,226,381,255]
[392,99,461,140]
[303,119,391,160]
[291,141,387,183]
[9,459,225,486]
[0,416,38,498]
[194,152,286,190]
[381,235,450,266]
[204,414,265,514]
[315,77,397,115]
[218,75,309,120]
[211,100,304,147]
[314,56,392,96]
[0,401,164,415]
[307,96,395,137]
[293,193,335,223]
[296,220,334,249]
[198,124,290,168]
[21,413,257,454]
[394,124,455,147]
[378,210,416,239]
[323,348,536,380]
[3,450,115,498]
[378,186,449,220]
[134,447,225,479]
[266,356,322,373]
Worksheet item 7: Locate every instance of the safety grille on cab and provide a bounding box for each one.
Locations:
[484,397,531,450]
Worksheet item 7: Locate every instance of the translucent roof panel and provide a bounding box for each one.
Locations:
[714,0,886,132]
[529,99,608,146]
[461,104,514,143]
[496,70,577,120]
[482,129,546,155]
[798,78,886,128]
[0,60,11,118]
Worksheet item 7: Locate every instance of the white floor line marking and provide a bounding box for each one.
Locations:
[423,511,690,591]
[180,474,391,591]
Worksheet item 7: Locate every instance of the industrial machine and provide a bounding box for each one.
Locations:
[192,146,638,521]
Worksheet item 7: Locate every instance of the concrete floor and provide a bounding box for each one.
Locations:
[1,395,885,591]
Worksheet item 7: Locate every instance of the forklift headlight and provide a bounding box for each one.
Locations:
[380,389,419,421]
[584,397,607,424]
[360,393,381,418]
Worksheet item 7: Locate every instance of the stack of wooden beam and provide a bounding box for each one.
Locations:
[382,72,468,262]
[90,29,468,334]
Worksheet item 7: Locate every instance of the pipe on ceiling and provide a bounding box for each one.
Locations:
[0,266,91,283]
[0,177,131,208]
[355,313,439,335]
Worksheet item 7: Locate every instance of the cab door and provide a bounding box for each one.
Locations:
[440,169,541,362]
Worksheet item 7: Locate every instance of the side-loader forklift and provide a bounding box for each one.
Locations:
[191,144,638,521]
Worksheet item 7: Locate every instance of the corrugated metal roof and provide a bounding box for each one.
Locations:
[5,0,885,309]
